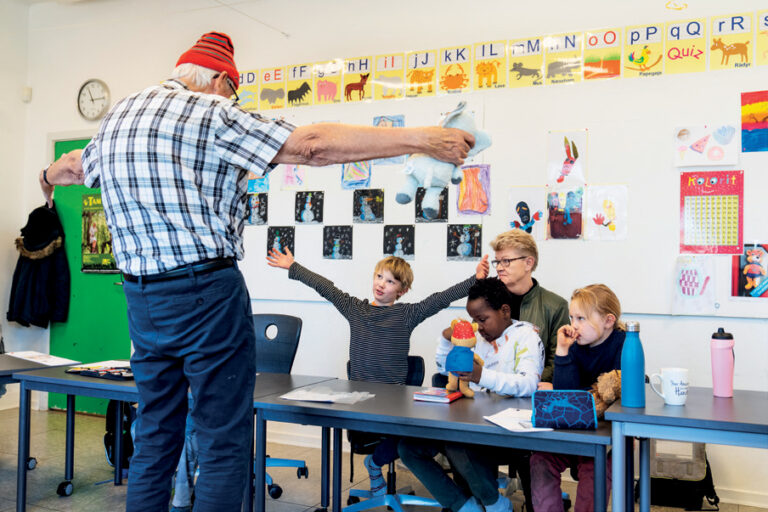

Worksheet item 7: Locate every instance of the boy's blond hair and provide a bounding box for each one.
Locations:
[570,284,626,331]
[374,256,414,292]
[490,230,539,271]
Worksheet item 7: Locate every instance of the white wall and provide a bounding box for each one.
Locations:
[7,0,768,506]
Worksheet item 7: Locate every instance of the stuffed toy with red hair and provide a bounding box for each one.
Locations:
[445,319,485,398]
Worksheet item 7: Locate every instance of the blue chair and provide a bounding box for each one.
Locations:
[252,313,308,499]
[344,356,441,512]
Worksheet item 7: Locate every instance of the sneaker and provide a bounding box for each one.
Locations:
[364,454,387,497]
[485,494,514,512]
[457,496,483,512]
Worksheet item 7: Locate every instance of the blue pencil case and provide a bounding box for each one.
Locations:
[531,390,598,430]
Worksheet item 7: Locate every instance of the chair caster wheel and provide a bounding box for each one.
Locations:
[26,457,37,470]
[268,483,283,499]
[297,466,309,478]
[347,496,360,505]
[563,497,572,511]
[56,480,73,496]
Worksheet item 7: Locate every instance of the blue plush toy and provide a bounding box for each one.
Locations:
[396,101,492,219]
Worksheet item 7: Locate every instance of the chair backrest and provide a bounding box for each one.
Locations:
[346,355,425,386]
[252,314,302,374]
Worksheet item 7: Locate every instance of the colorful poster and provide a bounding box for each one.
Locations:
[507,37,544,88]
[286,63,313,107]
[546,130,587,184]
[323,226,353,260]
[584,184,628,241]
[757,10,768,67]
[544,33,583,85]
[314,60,343,105]
[710,13,753,71]
[583,28,622,80]
[282,164,306,190]
[457,164,490,215]
[343,56,373,102]
[473,41,506,90]
[679,170,743,254]
[665,18,707,74]
[546,185,584,240]
[374,53,405,100]
[673,125,739,166]
[81,193,117,273]
[245,193,267,226]
[383,225,415,260]
[247,170,269,193]
[258,67,285,110]
[416,187,448,223]
[372,115,406,166]
[732,243,768,298]
[508,187,546,240]
[353,189,384,224]
[295,191,324,224]
[447,224,482,261]
[624,24,664,77]
[341,161,372,189]
[267,226,295,256]
[741,90,768,152]
[438,45,472,94]
[405,50,437,98]
[237,69,259,111]
[673,255,716,314]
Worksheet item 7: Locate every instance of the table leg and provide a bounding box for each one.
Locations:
[625,436,634,512]
[16,382,31,512]
[611,421,625,512]
[638,438,650,512]
[320,427,330,511]
[254,411,266,512]
[332,428,342,512]
[114,400,123,485]
[594,445,607,512]
[65,395,75,482]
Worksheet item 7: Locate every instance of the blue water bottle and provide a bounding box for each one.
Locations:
[621,321,646,407]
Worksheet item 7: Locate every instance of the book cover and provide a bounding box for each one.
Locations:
[413,387,463,403]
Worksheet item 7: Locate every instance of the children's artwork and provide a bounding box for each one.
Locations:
[546,185,584,240]
[81,193,118,273]
[673,125,739,166]
[372,115,406,165]
[294,191,324,224]
[741,90,768,152]
[584,185,628,241]
[416,187,448,223]
[247,170,269,193]
[672,255,716,314]
[508,187,546,240]
[447,224,482,261]
[383,225,415,260]
[341,161,372,190]
[323,226,353,260]
[266,226,295,256]
[731,243,768,298]
[282,164,306,190]
[680,171,743,254]
[245,193,267,226]
[353,189,384,224]
[457,164,490,215]
[546,130,587,184]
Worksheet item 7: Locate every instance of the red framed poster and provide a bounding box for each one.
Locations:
[679,170,743,254]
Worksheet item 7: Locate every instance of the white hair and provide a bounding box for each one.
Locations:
[171,63,218,89]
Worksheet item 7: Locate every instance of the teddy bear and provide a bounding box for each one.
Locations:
[445,318,485,398]
[395,101,492,219]
[589,369,622,419]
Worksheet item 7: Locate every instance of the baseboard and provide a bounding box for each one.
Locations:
[715,487,768,509]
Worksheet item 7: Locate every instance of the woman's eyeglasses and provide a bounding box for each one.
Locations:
[490,256,527,268]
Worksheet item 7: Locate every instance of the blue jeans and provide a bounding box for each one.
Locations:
[123,265,255,512]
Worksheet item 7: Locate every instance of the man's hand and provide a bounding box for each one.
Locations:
[537,382,554,390]
[40,150,85,207]
[422,127,475,166]
[555,324,578,356]
[475,254,489,279]
[266,247,295,269]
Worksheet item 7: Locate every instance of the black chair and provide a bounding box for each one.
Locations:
[252,314,309,499]
[344,356,441,512]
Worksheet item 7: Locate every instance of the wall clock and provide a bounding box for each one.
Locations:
[77,79,110,121]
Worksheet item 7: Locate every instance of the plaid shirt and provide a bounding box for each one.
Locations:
[82,79,294,276]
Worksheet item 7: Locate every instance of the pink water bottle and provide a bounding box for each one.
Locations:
[711,328,735,397]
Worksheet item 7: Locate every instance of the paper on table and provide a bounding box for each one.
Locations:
[280,386,375,404]
[70,360,131,369]
[7,351,79,366]
[484,407,552,432]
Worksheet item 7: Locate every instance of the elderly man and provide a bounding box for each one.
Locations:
[40,31,474,512]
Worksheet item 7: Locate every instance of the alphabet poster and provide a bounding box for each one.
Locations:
[673,125,739,166]
[245,193,267,226]
[267,226,295,257]
[415,187,448,223]
[584,185,628,241]
[741,90,768,152]
[372,115,406,165]
[546,130,587,184]
[447,224,482,261]
[546,185,584,240]
[323,226,353,260]
[731,243,768,298]
[679,170,743,254]
[353,189,384,223]
[295,191,324,224]
[672,254,716,314]
[457,164,490,215]
[508,187,546,240]
[383,225,415,260]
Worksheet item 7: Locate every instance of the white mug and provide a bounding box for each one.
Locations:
[650,368,689,406]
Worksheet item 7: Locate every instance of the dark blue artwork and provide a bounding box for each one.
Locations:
[532,390,597,429]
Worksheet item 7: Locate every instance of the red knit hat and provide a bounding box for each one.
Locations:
[176,31,240,89]
[451,320,477,343]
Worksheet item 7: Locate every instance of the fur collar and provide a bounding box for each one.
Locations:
[15,237,63,259]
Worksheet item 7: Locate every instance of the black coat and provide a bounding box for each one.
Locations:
[7,202,70,328]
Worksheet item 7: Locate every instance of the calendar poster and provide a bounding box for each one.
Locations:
[679,170,743,254]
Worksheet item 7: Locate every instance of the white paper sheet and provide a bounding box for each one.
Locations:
[280,386,375,404]
[483,407,553,432]
[7,351,79,366]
